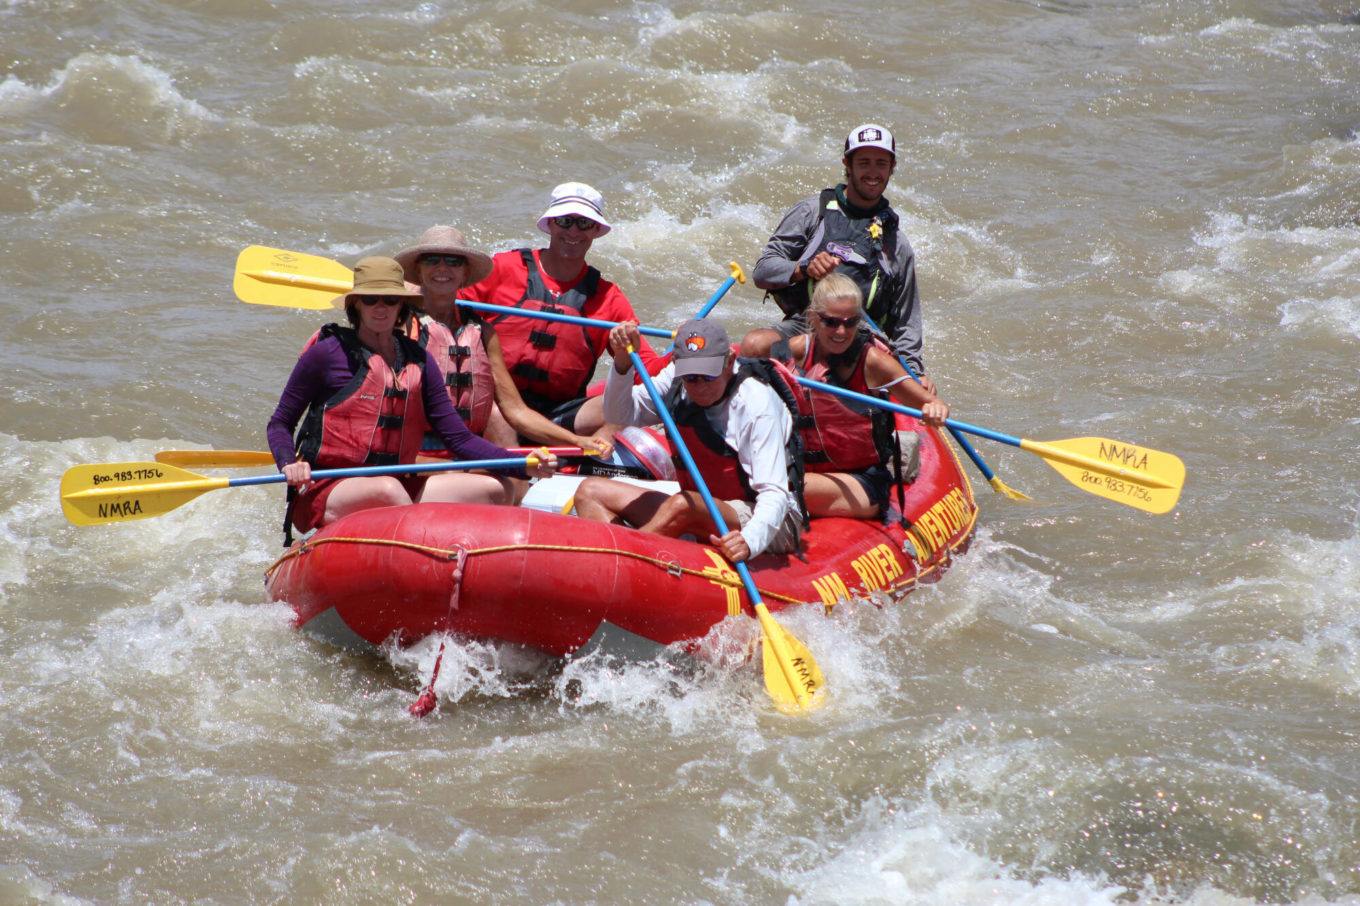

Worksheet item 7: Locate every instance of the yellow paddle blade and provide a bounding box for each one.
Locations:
[756,603,825,713]
[156,450,275,468]
[988,476,1033,501]
[1021,436,1186,515]
[233,245,353,311]
[60,461,226,526]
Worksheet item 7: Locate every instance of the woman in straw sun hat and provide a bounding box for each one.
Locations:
[394,225,613,460]
[266,256,557,535]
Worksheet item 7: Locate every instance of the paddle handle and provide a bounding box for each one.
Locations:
[661,262,745,356]
[624,347,763,603]
[455,300,673,340]
[227,456,538,489]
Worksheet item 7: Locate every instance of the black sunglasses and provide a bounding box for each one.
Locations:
[418,253,467,267]
[681,373,720,384]
[816,314,861,329]
[358,295,406,307]
[551,215,598,231]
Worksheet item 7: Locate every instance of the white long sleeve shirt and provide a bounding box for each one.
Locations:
[603,362,795,558]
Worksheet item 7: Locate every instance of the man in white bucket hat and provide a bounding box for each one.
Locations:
[461,181,663,440]
[744,124,933,395]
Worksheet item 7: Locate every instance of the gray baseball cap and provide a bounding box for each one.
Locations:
[671,318,730,378]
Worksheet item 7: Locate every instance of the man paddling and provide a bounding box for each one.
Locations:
[743,124,934,392]
[573,318,801,564]
[459,181,663,439]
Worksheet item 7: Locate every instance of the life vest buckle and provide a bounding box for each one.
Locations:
[528,329,558,349]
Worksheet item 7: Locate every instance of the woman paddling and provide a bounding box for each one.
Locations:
[267,256,556,535]
[772,273,949,519]
[392,225,612,457]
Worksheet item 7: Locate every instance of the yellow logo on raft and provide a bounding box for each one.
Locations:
[809,542,906,610]
[908,487,972,557]
[702,549,742,617]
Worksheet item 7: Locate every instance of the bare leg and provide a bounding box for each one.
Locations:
[571,396,608,434]
[481,404,517,446]
[738,327,781,359]
[573,477,669,526]
[637,490,740,539]
[322,476,414,524]
[418,472,516,505]
[802,472,882,519]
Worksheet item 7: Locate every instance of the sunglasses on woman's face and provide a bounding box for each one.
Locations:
[817,314,861,330]
[419,253,466,267]
[551,215,598,231]
[681,373,720,384]
[359,295,405,307]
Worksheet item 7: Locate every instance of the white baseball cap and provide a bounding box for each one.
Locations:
[536,181,612,236]
[844,123,895,158]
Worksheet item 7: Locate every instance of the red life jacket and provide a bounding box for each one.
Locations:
[295,325,428,469]
[663,361,808,519]
[489,249,604,407]
[418,314,494,435]
[673,419,752,501]
[770,339,884,473]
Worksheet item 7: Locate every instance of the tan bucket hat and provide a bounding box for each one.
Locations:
[332,256,424,309]
[394,225,494,287]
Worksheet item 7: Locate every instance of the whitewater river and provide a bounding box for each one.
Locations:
[2,0,1358,903]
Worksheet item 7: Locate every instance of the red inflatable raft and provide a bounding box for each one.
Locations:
[265,418,977,659]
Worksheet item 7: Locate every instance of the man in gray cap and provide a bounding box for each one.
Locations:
[744,124,933,393]
[572,317,802,563]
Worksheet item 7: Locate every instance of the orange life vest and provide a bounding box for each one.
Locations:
[417,314,494,435]
[295,325,428,468]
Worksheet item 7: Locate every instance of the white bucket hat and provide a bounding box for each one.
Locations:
[536,181,611,236]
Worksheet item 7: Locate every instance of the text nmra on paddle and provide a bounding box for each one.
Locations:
[1095,441,1149,470]
[93,467,164,485]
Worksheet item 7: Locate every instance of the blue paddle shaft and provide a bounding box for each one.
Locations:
[793,376,1021,450]
[858,312,1003,481]
[228,457,531,488]
[455,299,673,340]
[625,348,766,610]
[662,275,738,356]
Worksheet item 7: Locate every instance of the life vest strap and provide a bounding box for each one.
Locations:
[528,329,558,349]
[512,362,551,383]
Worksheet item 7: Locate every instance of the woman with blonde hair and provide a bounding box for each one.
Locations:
[772,272,949,519]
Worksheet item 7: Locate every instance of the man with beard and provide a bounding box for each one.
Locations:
[743,124,934,394]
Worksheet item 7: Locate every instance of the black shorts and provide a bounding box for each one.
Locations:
[847,463,894,513]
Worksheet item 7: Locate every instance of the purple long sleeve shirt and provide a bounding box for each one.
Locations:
[266,335,524,477]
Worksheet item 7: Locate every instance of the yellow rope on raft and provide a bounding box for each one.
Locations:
[264,536,810,605]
